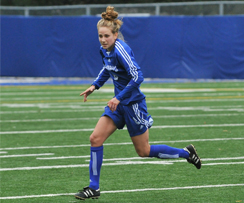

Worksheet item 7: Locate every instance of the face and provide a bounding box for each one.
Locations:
[98,27,118,51]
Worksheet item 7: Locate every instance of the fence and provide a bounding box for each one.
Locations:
[1,1,244,16]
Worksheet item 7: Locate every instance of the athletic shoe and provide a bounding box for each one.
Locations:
[184,144,202,169]
[75,187,100,200]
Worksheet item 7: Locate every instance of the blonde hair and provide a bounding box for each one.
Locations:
[97,6,124,40]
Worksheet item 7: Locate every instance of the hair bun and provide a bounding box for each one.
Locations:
[101,6,118,21]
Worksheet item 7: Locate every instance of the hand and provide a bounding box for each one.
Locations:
[107,97,120,112]
[80,85,95,102]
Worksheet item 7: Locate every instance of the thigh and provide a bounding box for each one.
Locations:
[131,129,150,157]
[90,116,117,147]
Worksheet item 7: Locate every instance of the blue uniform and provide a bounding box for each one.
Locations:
[92,39,145,105]
[87,38,191,193]
[92,39,153,137]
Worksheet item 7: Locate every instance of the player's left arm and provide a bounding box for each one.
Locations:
[115,48,144,102]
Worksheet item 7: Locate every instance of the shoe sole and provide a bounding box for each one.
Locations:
[75,195,100,200]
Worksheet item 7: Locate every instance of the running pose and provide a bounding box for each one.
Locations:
[75,6,201,200]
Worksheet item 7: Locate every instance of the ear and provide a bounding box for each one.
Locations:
[114,32,118,39]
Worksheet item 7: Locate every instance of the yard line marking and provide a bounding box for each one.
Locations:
[1,113,243,123]
[1,100,244,114]
[37,156,244,162]
[151,106,244,112]
[0,109,104,114]
[37,155,90,160]
[0,162,171,172]
[0,91,81,96]
[102,183,244,194]
[1,99,244,109]
[202,162,244,166]
[202,157,244,161]
[0,137,243,151]
[153,113,243,118]
[148,98,244,103]
[1,103,105,109]
[101,156,244,162]
[0,129,94,134]
[0,117,98,123]
[151,123,244,128]
[0,183,243,199]
[1,160,244,172]
[0,164,89,171]
[1,96,244,104]
[0,153,54,158]
[1,123,244,135]
[0,151,7,154]
[1,91,241,97]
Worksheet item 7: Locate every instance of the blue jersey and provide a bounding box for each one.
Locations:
[92,39,145,105]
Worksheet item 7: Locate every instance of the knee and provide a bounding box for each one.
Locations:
[135,148,150,157]
[90,134,102,147]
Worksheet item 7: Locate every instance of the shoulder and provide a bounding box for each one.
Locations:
[114,39,132,55]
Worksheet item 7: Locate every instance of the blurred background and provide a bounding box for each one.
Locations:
[1,0,244,79]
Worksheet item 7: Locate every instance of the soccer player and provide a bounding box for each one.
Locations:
[75,6,201,200]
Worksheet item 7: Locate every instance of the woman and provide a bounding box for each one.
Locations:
[75,6,201,200]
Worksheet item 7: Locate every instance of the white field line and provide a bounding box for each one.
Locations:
[0,151,8,154]
[1,91,241,97]
[0,91,81,96]
[1,123,244,135]
[37,155,90,160]
[0,104,244,114]
[0,162,169,171]
[1,93,243,101]
[148,98,244,103]
[1,103,105,109]
[1,102,244,114]
[0,88,217,96]
[1,183,243,200]
[0,117,98,123]
[0,104,243,109]
[1,113,243,123]
[1,161,244,172]
[0,153,54,158]
[37,156,244,161]
[1,99,244,113]
[203,162,244,166]
[0,109,103,114]
[103,156,244,162]
[0,88,214,96]
[0,137,243,151]
[0,96,83,101]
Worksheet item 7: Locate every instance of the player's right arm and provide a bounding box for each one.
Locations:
[80,67,110,102]
[92,66,110,90]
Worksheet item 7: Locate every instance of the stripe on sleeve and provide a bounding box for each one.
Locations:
[115,41,138,82]
[93,66,105,83]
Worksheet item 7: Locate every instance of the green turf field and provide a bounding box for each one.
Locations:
[1,81,244,202]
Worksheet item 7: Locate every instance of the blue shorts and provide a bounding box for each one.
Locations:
[101,99,153,137]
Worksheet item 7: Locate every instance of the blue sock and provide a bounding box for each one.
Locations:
[149,145,189,159]
[89,146,103,190]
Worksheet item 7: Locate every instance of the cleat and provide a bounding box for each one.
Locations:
[75,187,100,200]
[184,144,202,169]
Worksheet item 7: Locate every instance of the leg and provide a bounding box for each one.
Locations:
[90,115,117,147]
[131,130,201,169]
[75,116,117,200]
[131,129,189,159]
[89,116,117,189]
[131,129,151,157]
